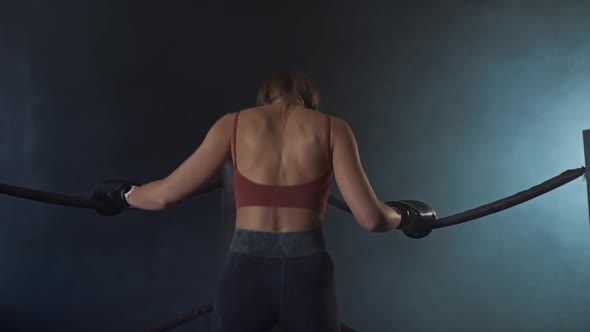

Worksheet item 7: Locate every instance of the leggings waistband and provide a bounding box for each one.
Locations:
[229,225,327,258]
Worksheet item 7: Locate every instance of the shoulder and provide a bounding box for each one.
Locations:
[205,113,236,140]
[212,110,257,135]
[326,114,347,131]
[327,115,354,145]
[214,112,236,129]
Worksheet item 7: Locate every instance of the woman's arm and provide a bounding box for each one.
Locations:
[126,113,234,210]
[331,117,402,231]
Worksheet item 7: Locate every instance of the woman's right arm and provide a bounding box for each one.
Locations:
[331,117,401,232]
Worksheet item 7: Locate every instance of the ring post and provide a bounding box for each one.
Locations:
[584,130,590,227]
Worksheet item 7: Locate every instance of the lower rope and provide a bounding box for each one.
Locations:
[138,304,214,332]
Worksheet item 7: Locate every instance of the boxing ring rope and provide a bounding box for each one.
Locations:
[0,167,585,225]
[327,168,587,228]
[140,305,215,332]
[0,179,224,211]
[0,166,587,331]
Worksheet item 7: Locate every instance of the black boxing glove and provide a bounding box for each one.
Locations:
[91,179,140,216]
[386,200,437,239]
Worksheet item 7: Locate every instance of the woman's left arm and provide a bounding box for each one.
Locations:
[127,113,233,210]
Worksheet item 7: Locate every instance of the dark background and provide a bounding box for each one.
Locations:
[1,1,589,331]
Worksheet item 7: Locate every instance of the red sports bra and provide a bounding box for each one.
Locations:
[232,111,333,214]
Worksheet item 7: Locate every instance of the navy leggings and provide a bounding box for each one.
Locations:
[211,225,340,332]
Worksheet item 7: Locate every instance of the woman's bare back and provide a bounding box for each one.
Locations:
[231,103,332,232]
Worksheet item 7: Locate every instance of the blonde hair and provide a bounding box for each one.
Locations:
[256,70,320,112]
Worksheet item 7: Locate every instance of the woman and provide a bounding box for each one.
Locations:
[93,71,433,331]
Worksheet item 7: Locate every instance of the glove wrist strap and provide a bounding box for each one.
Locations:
[120,185,136,208]
[394,206,411,230]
